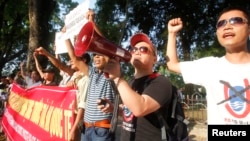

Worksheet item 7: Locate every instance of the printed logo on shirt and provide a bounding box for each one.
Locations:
[123,105,134,122]
[122,105,136,132]
[218,79,250,122]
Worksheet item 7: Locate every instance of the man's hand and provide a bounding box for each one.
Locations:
[35,47,49,56]
[168,18,183,33]
[103,57,121,80]
[85,9,95,21]
[97,98,114,113]
[33,51,38,57]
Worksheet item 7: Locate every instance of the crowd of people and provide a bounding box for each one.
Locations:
[0,5,250,141]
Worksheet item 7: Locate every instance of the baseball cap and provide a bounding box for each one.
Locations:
[130,33,157,56]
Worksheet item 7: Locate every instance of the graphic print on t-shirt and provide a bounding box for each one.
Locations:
[122,105,136,132]
[217,79,250,124]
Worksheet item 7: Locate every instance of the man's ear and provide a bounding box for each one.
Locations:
[153,56,157,63]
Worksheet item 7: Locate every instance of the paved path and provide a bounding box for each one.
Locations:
[115,119,208,141]
[188,121,207,141]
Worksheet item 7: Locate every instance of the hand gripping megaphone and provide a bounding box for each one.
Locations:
[74,21,131,62]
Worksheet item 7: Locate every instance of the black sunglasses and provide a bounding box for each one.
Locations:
[216,17,248,29]
[130,46,149,54]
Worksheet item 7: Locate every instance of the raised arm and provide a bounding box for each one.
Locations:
[35,47,74,76]
[64,8,103,60]
[65,39,76,62]
[166,18,183,74]
[33,52,44,79]
[19,61,27,78]
[86,8,103,36]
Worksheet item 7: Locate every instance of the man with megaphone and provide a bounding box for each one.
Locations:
[102,33,173,141]
[72,9,117,141]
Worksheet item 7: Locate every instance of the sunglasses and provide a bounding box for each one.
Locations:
[130,46,149,54]
[92,53,101,57]
[216,17,248,29]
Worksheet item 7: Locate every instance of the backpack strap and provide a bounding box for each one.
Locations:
[156,110,186,141]
[144,73,173,140]
[173,86,190,125]
[145,74,189,141]
[109,80,120,135]
[143,72,160,87]
[155,110,171,141]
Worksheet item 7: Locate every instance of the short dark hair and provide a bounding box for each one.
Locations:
[81,53,91,64]
[217,6,250,22]
[8,73,16,79]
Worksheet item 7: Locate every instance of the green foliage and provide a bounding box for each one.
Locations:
[0,0,29,76]
[0,0,78,76]
[1,0,249,84]
[94,0,249,92]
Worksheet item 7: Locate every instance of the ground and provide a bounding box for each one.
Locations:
[115,118,208,141]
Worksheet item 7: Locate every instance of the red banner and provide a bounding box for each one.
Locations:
[1,83,77,141]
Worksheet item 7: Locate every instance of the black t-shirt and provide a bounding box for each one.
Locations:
[120,74,172,141]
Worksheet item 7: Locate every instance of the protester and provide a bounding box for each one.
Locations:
[6,74,15,93]
[0,76,8,90]
[64,37,91,141]
[62,9,102,141]
[29,38,90,141]
[33,52,58,86]
[20,62,42,88]
[34,47,75,86]
[66,42,91,141]
[166,6,250,125]
[13,71,26,88]
[103,33,173,141]
[73,9,116,141]
[78,53,115,141]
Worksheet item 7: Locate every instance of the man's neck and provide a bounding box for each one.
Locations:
[225,51,250,64]
[134,69,153,79]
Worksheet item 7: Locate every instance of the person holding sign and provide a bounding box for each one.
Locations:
[63,8,116,141]
[67,9,116,141]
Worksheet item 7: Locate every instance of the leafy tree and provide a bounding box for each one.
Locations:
[0,0,29,77]
[0,0,78,77]
[1,0,249,92]
[27,0,56,70]
[94,0,250,93]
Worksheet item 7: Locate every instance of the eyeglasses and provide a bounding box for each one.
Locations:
[216,17,248,29]
[130,46,149,54]
[92,53,101,57]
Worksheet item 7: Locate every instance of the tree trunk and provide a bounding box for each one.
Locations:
[27,0,55,70]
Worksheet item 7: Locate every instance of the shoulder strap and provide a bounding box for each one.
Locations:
[143,73,172,140]
[144,72,160,87]
[155,110,170,140]
[109,80,120,135]
[155,85,175,141]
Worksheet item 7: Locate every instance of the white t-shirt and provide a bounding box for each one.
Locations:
[76,74,89,109]
[59,71,72,86]
[69,72,89,109]
[24,77,42,89]
[180,56,250,125]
